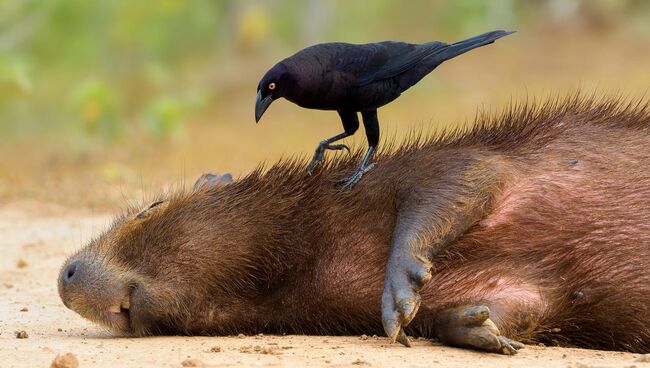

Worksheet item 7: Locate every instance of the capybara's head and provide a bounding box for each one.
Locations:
[56,173,283,335]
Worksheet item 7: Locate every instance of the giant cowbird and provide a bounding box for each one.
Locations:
[255,30,513,189]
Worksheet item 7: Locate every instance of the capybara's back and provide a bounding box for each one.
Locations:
[59,95,650,354]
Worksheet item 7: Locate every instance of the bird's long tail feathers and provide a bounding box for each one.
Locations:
[435,30,514,61]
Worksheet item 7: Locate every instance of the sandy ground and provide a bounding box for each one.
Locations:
[1,202,649,368]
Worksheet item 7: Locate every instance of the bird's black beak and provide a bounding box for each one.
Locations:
[255,91,274,123]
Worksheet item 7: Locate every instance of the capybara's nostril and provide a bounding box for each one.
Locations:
[63,260,79,284]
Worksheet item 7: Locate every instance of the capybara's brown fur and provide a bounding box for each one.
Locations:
[59,95,650,353]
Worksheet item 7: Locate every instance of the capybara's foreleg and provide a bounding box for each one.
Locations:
[381,154,509,346]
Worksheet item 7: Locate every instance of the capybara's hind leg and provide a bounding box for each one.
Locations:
[434,305,524,355]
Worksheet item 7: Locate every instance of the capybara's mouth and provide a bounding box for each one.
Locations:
[75,289,133,334]
[107,292,131,315]
[102,292,131,332]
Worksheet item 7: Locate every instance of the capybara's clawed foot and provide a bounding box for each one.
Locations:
[381,254,432,347]
[435,305,524,355]
[496,336,524,355]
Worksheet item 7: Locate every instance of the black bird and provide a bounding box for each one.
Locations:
[255,30,514,189]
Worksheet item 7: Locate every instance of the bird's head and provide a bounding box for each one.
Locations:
[255,63,295,123]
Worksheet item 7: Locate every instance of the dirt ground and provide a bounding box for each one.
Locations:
[1,201,648,368]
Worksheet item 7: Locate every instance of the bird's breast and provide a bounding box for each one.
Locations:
[288,71,402,111]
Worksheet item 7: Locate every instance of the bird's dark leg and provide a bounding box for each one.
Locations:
[339,109,379,190]
[306,132,350,175]
[307,111,359,175]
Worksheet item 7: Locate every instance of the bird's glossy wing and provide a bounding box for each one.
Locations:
[347,41,448,86]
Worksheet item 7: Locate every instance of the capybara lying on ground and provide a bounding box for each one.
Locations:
[59,96,650,354]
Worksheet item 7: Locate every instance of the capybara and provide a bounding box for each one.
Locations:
[59,96,650,354]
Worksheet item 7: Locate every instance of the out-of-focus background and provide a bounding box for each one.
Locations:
[0,0,649,209]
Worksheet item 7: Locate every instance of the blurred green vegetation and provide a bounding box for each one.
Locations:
[2,0,649,140]
[0,0,649,208]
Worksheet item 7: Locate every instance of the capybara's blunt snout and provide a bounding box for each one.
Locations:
[61,260,79,286]
[58,256,133,333]
[58,258,109,312]
[58,259,85,309]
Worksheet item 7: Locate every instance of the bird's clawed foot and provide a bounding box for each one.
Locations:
[381,254,432,347]
[435,305,524,355]
[307,142,350,175]
[338,162,376,191]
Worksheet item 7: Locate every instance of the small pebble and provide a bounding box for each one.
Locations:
[17,259,28,268]
[181,358,203,367]
[20,307,28,312]
[239,345,252,353]
[50,353,79,368]
[209,346,221,353]
[635,355,650,362]
[16,330,28,339]
[258,346,278,355]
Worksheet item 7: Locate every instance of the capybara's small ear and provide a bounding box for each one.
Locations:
[134,200,168,220]
[193,173,233,191]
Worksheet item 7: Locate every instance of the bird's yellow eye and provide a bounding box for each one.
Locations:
[268,82,276,90]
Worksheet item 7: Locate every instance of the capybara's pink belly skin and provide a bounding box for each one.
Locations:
[416,132,650,350]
